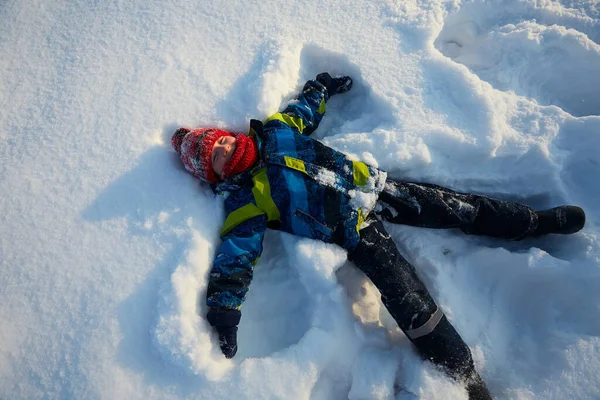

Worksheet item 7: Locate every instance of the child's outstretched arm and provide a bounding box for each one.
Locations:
[206,214,267,359]
[265,73,353,137]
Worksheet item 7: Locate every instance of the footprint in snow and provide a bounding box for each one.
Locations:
[434,0,600,117]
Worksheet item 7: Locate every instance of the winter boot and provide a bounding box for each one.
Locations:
[464,371,493,400]
[534,206,585,236]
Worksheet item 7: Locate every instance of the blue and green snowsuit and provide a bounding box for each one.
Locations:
[201,78,522,398]
[206,79,386,327]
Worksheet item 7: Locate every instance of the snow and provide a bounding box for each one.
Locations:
[1,0,600,399]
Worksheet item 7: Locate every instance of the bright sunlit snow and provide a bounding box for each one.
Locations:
[2,0,600,399]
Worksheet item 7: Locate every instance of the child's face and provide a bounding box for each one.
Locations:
[212,135,237,180]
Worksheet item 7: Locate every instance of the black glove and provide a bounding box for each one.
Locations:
[216,326,238,359]
[316,72,353,96]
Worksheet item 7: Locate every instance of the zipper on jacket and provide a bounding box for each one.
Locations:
[293,209,334,236]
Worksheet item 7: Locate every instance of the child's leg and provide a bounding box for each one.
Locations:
[376,179,536,240]
[349,216,492,399]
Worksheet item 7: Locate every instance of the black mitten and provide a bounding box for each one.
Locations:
[216,326,238,358]
[316,72,353,96]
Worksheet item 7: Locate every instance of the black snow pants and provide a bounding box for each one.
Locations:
[376,180,537,239]
[348,179,537,399]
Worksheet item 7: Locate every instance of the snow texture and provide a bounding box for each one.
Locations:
[2,0,600,399]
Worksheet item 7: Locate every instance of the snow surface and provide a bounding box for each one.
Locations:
[2,0,600,399]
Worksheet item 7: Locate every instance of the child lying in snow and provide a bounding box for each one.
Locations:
[171,73,585,400]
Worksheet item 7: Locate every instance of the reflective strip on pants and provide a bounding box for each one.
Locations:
[405,306,443,340]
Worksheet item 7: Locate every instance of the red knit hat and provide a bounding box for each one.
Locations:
[172,127,258,183]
